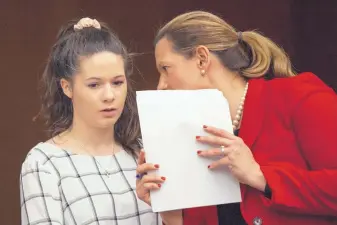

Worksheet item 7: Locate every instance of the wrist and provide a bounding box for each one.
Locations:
[248,165,266,192]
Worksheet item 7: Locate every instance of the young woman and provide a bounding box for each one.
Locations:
[20,18,161,225]
[136,11,337,225]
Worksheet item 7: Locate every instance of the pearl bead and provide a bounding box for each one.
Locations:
[232,82,248,130]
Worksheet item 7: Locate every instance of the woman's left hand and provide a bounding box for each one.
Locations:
[196,125,266,191]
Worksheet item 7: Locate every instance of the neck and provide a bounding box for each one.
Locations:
[210,69,247,124]
[66,116,116,155]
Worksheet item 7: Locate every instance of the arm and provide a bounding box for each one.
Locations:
[20,157,63,225]
[259,89,337,216]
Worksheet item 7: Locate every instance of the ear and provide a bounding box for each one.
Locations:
[60,78,73,99]
[195,45,210,71]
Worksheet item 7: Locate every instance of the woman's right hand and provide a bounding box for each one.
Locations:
[136,149,166,205]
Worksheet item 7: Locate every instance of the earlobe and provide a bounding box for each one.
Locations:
[60,78,73,99]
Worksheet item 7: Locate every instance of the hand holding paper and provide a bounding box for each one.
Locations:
[136,89,241,212]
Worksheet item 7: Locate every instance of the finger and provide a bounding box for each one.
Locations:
[196,135,233,146]
[197,147,231,157]
[208,156,231,169]
[137,149,146,165]
[141,175,166,184]
[143,182,162,190]
[203,125,237,140]
[136,162,159,175]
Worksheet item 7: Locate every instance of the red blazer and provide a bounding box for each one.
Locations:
[183,72,337,225]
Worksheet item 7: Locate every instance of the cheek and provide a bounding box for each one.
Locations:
[72,87,97,109]
[168,72,185,88]
[116,85,128,103]
[167,68,199,89]
[72,96,88,112]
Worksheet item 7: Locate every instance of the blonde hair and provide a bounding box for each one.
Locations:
[154,11,296,78]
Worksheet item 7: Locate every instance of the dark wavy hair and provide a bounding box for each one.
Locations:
[35,19,141,155]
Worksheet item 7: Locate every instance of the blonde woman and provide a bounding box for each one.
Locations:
[136,11,337,225]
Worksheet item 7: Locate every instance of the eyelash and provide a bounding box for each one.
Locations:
[87,81,125,88]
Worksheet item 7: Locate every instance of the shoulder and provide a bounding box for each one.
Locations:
[21,142,66,176]
[255,72,335,105]
[267,72,333,94]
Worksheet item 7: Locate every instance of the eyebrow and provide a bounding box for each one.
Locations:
[158,61,167,67]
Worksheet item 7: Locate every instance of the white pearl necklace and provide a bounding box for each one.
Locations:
[232,82,249,130]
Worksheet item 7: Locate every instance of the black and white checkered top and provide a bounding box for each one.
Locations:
[20,142,161,225]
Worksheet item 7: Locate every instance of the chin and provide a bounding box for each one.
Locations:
[100,114,124,128]
[100,118,118,128]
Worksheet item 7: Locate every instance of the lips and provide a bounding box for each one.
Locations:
[101,108,116,112]
[100,108,118,117]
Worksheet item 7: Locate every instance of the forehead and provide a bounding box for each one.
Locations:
[155,38,179,63]
[78,51,125,78]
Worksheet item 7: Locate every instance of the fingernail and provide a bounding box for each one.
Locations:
[161,176,166,181]
[154,164,160,169]
[203,125,207,128]
[208,165,211,169]
[197,150,202,154]
[196,136,200,139]
[158,184,161,187]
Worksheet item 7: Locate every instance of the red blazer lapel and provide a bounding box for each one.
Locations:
[239,78,266,150]
[238,78,266,203]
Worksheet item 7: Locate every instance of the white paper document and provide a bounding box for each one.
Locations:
[136,89,241,212]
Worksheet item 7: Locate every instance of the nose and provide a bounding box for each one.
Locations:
[103,84,115,102]
[157,75,168,90]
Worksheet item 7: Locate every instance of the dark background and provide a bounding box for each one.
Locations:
[1,0,336,224]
